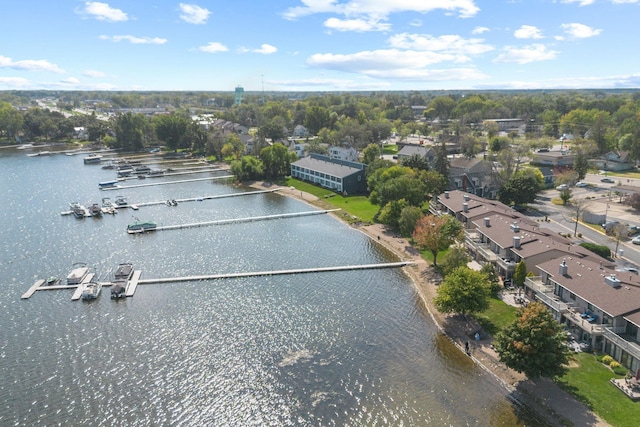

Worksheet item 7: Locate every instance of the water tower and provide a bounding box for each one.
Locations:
[234,86,244,106]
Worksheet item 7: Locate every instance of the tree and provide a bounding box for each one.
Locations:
[0,101,24,140]
[433,266,491,316]
[573,146,589,181]
[112,112,148,151]
[377,199,409,231]
[259,142,293,179]
[559,188,572,205]
[412,215,463,266]
[153,113,191,151]
[398,205,423,237]
[361,143,381,164]
[623,193,640,211]
[304,106,331,135]
[230,156,264,181]
[440,245,471,276]
[494,302,570,379]
[401,153,430,171]
[221,133,245,160]
[433,141,450,183]
[498,168,543,206]
[513,260,527,287]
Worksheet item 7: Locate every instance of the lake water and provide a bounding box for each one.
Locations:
[0,147,545,426]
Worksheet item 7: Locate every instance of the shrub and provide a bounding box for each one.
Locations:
[580,242,611,259]
[613,365,628,376]
[610,361,621,369]
[602,355,614,365]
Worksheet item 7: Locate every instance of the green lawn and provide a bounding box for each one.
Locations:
[285,178,379,223]
[555,352,640,427]
[382,144,399,155]
[475,297,518,335]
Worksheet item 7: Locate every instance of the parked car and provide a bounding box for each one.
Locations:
[575,181,588,187]
[628,225,640,236]
[633,236,640,245]
[617,267,639,274]
[556,184,568,191]
[601,177,615,183]
[537,148,550,153]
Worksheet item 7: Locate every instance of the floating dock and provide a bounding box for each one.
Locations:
[21,279,45,299]
[125,270,142,297]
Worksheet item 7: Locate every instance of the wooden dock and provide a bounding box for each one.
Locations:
[21,279,45,299]
[125,270,142,297]
[134,188,281,208]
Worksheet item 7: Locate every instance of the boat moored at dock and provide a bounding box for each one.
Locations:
[66,263,90,285]
[111,282,126,299]
[114,263,134,280]
[99,180,118,189]
[81,281,102,300]
[83,153,103,164]
[127,220,157,234]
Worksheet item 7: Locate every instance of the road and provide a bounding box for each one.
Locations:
[532,172,640,270]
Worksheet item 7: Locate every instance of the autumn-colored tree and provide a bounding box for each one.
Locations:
[412,215,463,266]
[494,302,570,379]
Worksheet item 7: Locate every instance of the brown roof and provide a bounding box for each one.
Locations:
[538,257,640,317]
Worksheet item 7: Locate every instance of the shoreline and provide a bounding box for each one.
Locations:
[249,181,610,427]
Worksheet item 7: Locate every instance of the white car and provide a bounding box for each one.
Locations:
[575,181,588,187]
[556,184,568,191]
[632,236,640,245]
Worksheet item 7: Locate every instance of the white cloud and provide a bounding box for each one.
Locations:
[0,77,30,88]
[561,23,602,39]
[61,77,81,85]
[610,0,639,3]
[253,44,278,54]
[283,0,480,22]
[494,44,558,64]
[270,77,392,90]
[561,0,595,5]
[83,70,107,78]
[388,33,494,56]
[197,42,228,53]
[472,26,489,35]
[324,17,391,32]
[99,35,168,44]
[514,25,544,39]
[78,2,128,22]
[179,3,211,24]
[409,19,422,27]
[306,48,487,82]
[0,55,64,73]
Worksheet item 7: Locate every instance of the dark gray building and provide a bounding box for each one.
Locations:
[291,154,367,195]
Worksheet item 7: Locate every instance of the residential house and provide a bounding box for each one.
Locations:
[291,153,367,195]
[396,145,434,164]
[292,124,309,138]
[531,150,576,168]
[590,151,636,172]
[329,145,358,162]
[449,158,500,198]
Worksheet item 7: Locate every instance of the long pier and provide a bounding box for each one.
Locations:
[21,262,414,300]
[140,209,340,233]
[135,188,281,207]
[137,262,414,285]
[101,175,233,191]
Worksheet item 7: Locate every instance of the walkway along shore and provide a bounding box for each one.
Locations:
[251,181,611,427]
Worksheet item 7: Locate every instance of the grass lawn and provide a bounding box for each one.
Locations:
[556,352,640,427]
[419,247,449,267]
[285,178,379,223]
[475,297,518,335]
[382,144,398,155]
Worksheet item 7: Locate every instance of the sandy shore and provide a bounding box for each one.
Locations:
[249,182,610,427]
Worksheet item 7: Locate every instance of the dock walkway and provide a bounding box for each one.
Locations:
[71,273,95,301]
[125,270,142,297]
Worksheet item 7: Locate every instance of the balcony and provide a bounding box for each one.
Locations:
[564,308,604,335]
[497,257,518,273]
[603,328,640,360]
[525,277,572,314]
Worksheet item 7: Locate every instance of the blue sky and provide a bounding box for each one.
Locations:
[1,0,639,92]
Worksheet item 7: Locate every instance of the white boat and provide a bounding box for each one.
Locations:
[66,263,89,285]
[81,281,102,300]
[70,202,89,218]
[83,153,103,164]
